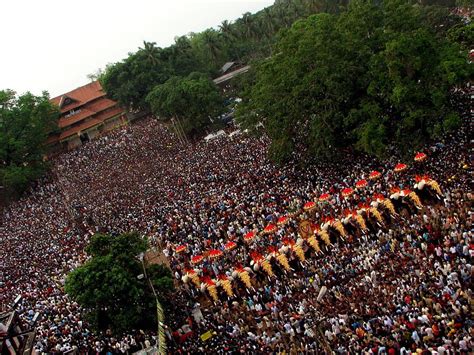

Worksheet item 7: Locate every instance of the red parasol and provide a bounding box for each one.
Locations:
[414,152,427,162]
[217,274,229,281]
[208,249,223,259]
[224,241,237,251]
[250,251,264,262]
[264,224,277,234]
[341,187,354,197]
[201,276,215,287]
[369,171,381,180]
[191,255,204,265]
[282,237,295,246]
[184,268,196,275]
[400,189,411,197]
[303,201,316,211]
[394,163,407,173]
[355,179,368,189]
[319,193,331,202]
[175,245,187,253]
[277,216,288,226]
[267,245,278,255]
[373,193,385,202]
[244,231,256,242]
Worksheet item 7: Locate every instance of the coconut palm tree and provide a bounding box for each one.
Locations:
[139,41,161,66]
[262,7,277,37]
[240,12,259,40]
[202,30,222,67]
[219,20,234,38]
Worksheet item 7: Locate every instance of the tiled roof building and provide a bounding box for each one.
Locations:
[48,81,126,150]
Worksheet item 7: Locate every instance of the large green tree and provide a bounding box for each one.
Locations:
[65,232,174,334]
[0,90,59,197]
[100,45,170,111]
[236,0,471,163]
[146,72,225,136]
[98,0,352,115]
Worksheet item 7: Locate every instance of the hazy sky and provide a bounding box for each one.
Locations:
[0,0,273,98]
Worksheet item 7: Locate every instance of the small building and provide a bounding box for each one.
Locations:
[213,63,250,90]
[48,81,126,150]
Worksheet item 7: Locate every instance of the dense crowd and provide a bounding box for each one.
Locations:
[1,107,472,353]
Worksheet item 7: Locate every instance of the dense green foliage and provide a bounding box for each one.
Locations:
[100,0,349,111]
[146,73,224,135]
[237,0,472,162]
[0,90,59,197]
[65,233,174,334]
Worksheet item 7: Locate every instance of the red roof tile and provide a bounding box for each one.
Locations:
[51,81,105,113]
[57,99,117,129]
[49,81,125,145]
[57,108,96,128]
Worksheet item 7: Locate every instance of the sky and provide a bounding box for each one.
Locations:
[0,0,273,98]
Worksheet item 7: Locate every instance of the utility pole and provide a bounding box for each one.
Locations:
[139,253,166,355]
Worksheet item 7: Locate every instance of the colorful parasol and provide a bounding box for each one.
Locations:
[191,254,204,265]
[208,249,223,259]
[400,189,411,197]
[175,245,187,253]
[319,193,331,202]
[277,216,288,226]
[394,163,407,173]
[303,201,316,211]
[244,231,256,242]
[224,241,237,251]
[355,179,368,189]
[414,152,427,162]
[264,224,277,234]
[250,251,264,262]
[267,245,278,256]
[341,187,354,197]
[282,237,296,247]
[369,171,381,180]
[184,268,197,276]
[373,193,385,202]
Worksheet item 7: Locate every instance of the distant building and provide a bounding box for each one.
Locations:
[214,62,250,87]
[48,81,126,150]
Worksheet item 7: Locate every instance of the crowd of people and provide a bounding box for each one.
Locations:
[1,107,472,353]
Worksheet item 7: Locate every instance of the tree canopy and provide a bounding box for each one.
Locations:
[146,73,225,135]
[0,90,59,197]
[99,0,349,112]
[236,0,472,163]
[65,232,174,334]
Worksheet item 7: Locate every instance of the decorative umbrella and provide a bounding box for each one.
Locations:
[369,171,381,180]
[303,201,316,211]
[264,224,277,234]
[267,245,278,256]
[394,163,407,173]
[341,187,354,197]
[355,179,368,189]
[373,193,385,202]
[319,193,331,202]
[244,231,256,242]
[282,237,295,247]
[175,245,187,253]
[414,152,427,162]
[224,241,237,251]
[208,249,223,259]
[277,216,288,226]
[191,255,204,265]
[400,189,411,197]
